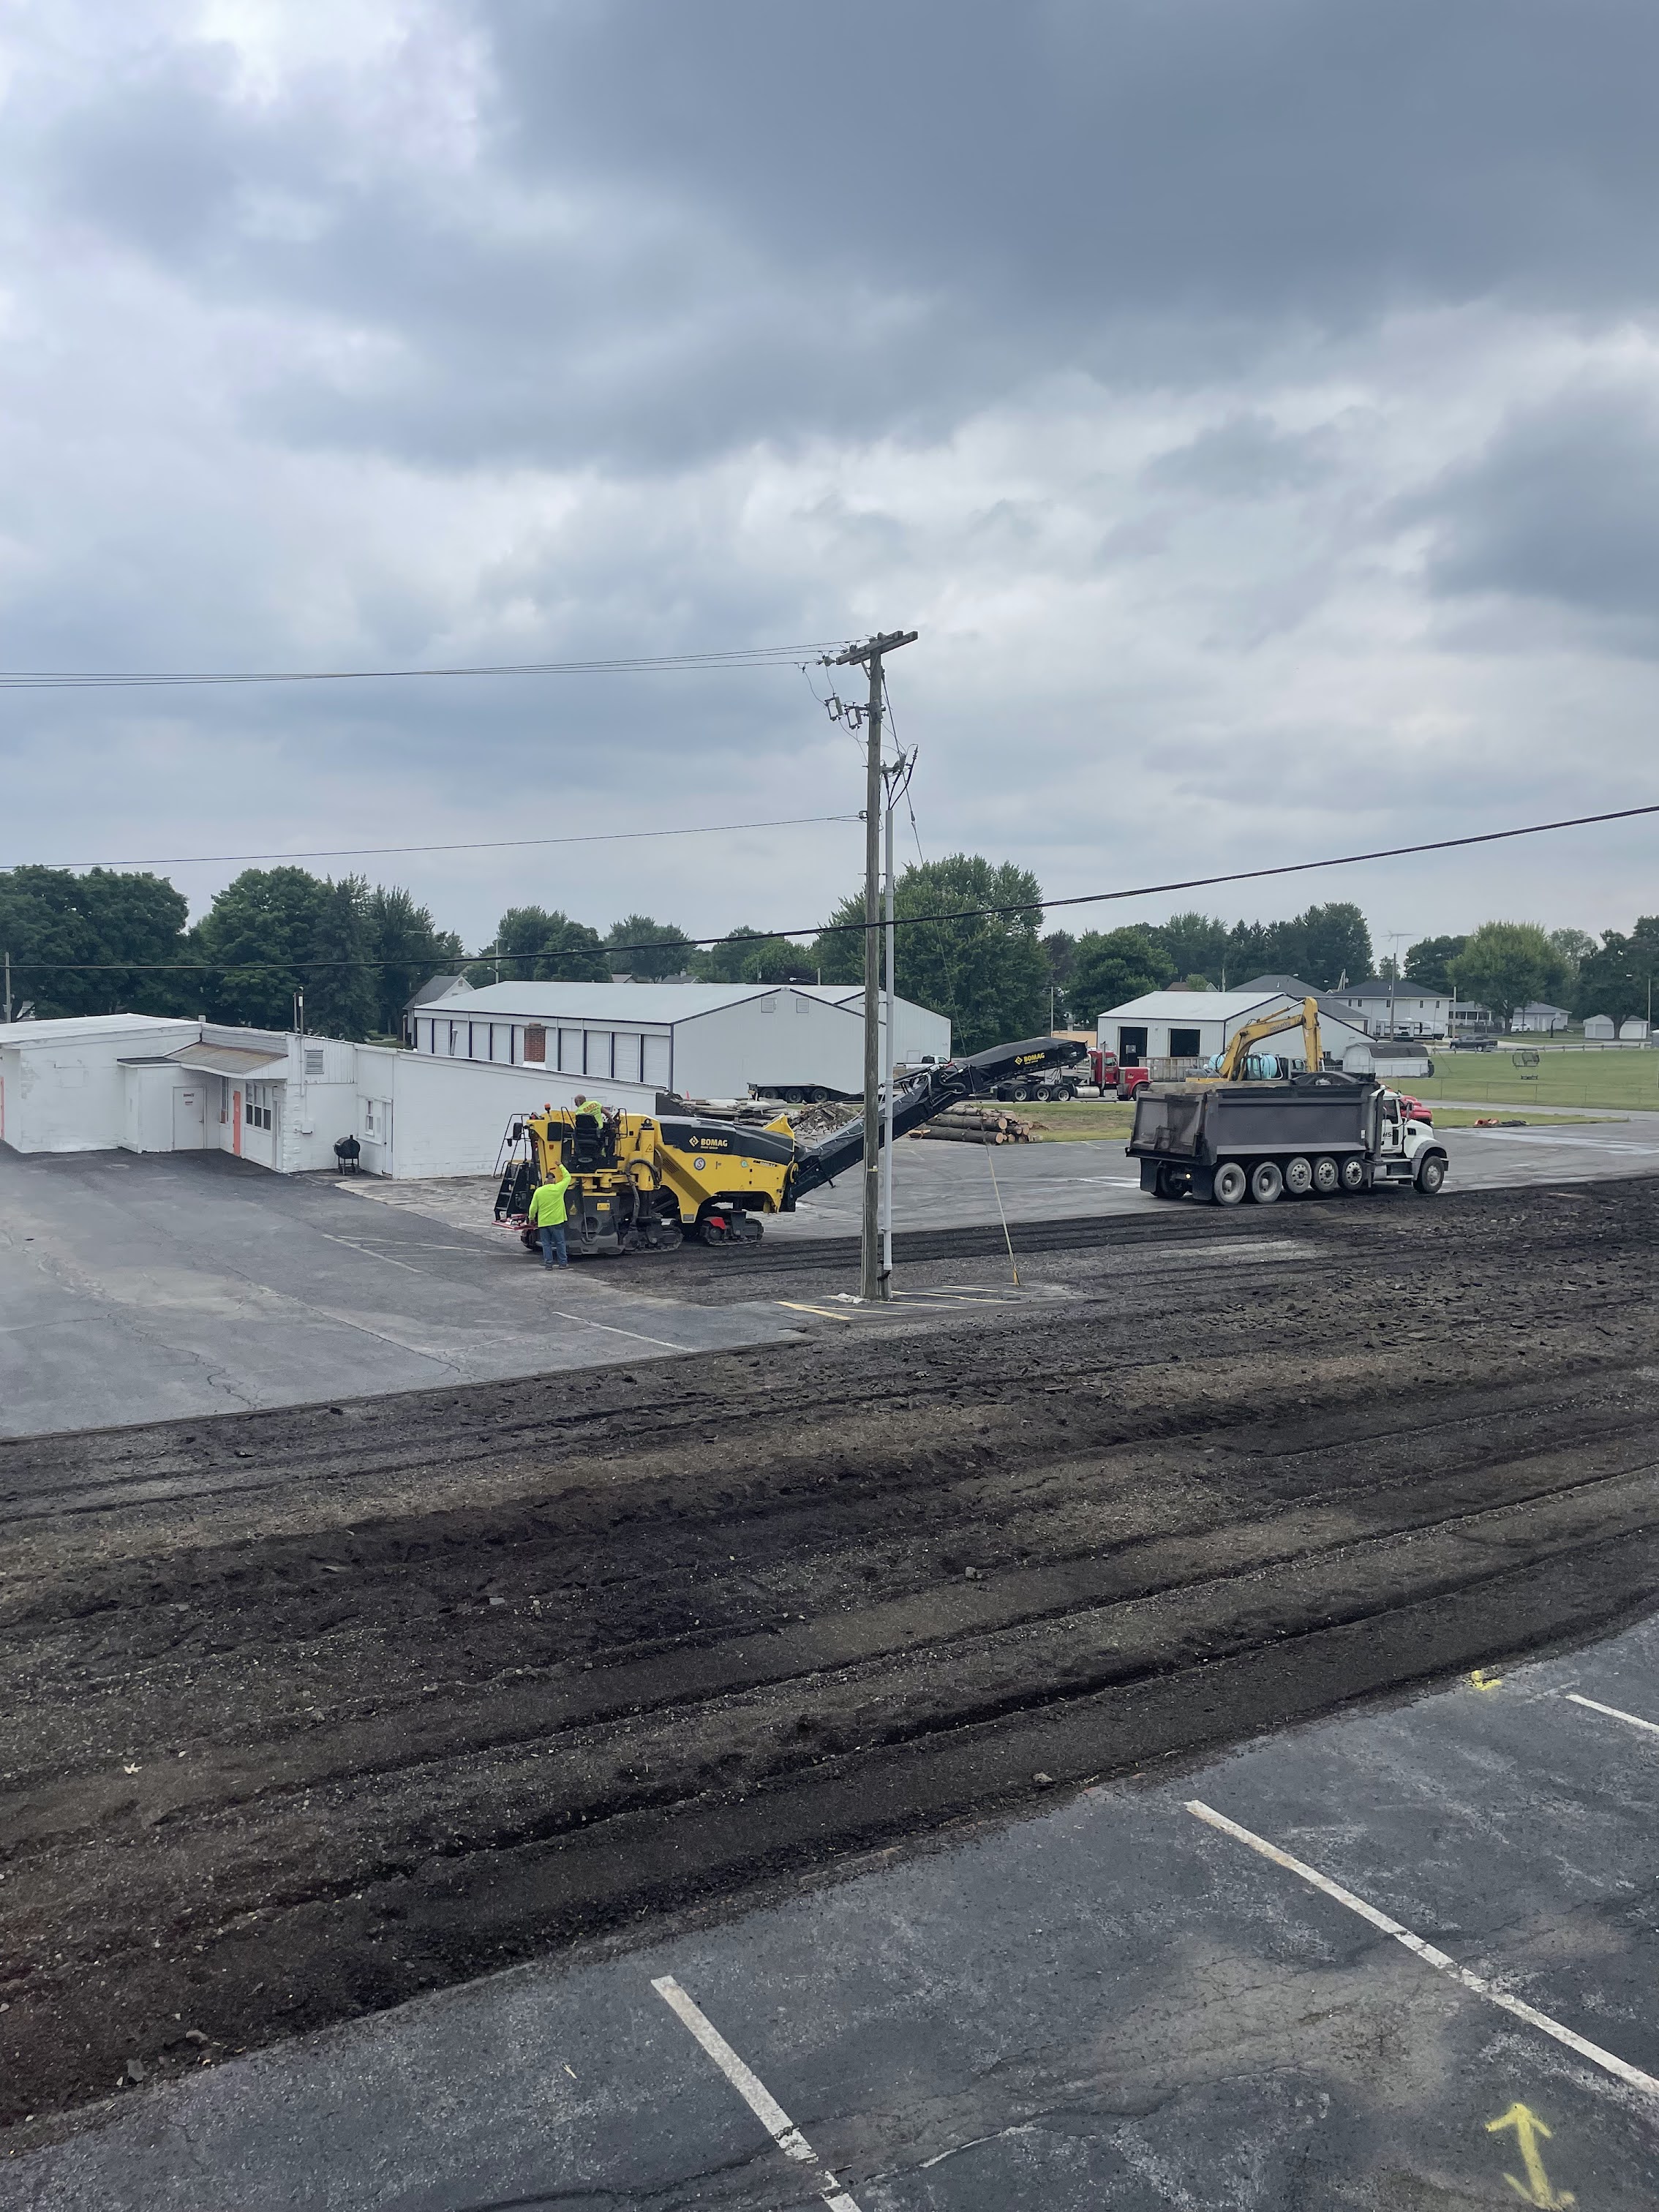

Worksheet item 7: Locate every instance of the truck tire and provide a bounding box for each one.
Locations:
[1283,1154,1313,1197]
[1415,1154,1447,1195]
[1312,1156,1339,1195]
[1249,1160,1284,1204]
[1213,1161,1246,1206]
[1339,1156,1366,1192]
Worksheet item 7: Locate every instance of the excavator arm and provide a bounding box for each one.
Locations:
[1211,996,1323,1081]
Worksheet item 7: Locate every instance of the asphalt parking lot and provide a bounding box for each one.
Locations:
[8,1610,1655,2209]
[7,1110,1659,1437]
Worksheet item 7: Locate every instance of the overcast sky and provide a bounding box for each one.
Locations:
[4,0,1659,959]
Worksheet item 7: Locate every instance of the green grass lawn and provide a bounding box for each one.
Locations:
[1410,1048,1659,1111]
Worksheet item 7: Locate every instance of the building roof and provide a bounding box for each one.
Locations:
[167,1042,287,1077]
[429,980,800,1023]
[1339,977,1448,1000]
[405,974,473,1011]
[1098,990,1279,1022]
[0,1012,192,1046]
[1516,1001,1570,1017]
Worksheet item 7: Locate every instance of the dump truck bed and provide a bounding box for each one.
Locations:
[1129,1079,1375,1163]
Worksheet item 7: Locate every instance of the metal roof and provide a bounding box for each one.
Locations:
[1096,990,1280,1022]
[167,1042,287,1077]
[429,982,789,1022]
[0,1013,192,1045]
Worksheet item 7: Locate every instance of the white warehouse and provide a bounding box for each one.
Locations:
[0,1013,661,1179]
[1095,988,1371,1069]
[409,980,951,1101]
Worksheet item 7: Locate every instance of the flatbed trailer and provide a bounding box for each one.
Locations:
[1127,1072,1448,1205]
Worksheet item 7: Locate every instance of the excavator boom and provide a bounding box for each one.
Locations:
[1210,996,1323,1082]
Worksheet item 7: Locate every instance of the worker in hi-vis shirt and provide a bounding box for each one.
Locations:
[527,1162,573,1268]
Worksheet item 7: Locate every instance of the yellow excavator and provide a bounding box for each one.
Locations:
[1197,996,1325,1083]
[492,1033,1088,1257]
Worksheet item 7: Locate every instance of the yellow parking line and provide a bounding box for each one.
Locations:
[775,1301,858,1322]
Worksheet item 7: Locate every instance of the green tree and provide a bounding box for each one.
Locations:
[692,927,816,984]
[1575,918,1659,1025]
[814,854,1050,1054]
[196,868,327,1030]
[365,885,465,1037]
[606,914,694,980]
[1154,911,1229,985]
[1449,921,1566,1027]
[1223,919,1276,985]
[1283,902,1373,989]
[0,866,193,1020]
[303,876,377,1040]
[1069,926,1175,1025]
[1042,930,1077,1023]
[492,906,609,982]
[1405,933,1466,994]
[1547,927,1595,985]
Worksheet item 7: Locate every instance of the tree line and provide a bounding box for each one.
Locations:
[0,865,464,1038]
[5,857,1657,1049]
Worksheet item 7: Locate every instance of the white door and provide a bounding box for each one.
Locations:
[172,1085,207,1149]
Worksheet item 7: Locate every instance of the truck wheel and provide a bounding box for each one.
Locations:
[1249,1161,1284,1205]
[1213,1162,1246,1207]
[1283,1154,1313,1197]
[1415,1154,1446,1195]
[1339,1156,1366,1192]
[1312,1156,1339,1195]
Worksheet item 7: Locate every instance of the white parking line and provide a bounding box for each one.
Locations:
[1464,1130,1659,1154]
[1186,1799,1659,2100]
[1565,1690,1659,1741]
[652,1975,865,2211]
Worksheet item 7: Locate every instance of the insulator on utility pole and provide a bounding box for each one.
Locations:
[824,628,917,1301]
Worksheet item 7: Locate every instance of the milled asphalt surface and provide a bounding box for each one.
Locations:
[7,1111,1659,1436]
[7,1611,1655,2209]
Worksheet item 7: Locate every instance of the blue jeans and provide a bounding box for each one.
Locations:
[538,1223,568,1268]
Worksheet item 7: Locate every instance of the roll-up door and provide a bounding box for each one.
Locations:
[584,1031,614,1077]
[642,1034,671,1088]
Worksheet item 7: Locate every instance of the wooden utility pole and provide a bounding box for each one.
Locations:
[826,629,917,1301]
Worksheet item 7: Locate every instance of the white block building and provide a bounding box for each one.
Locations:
[0,1014,660,1179]
[407,980,950,1100]
[1095,988,1370,1069]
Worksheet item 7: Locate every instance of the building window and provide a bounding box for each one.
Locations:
[244,1085,274,1132]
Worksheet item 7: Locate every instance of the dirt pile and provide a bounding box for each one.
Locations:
[2,1178,1658,2127]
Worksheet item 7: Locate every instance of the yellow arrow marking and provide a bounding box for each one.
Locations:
[1470,1667,1504,1692]
[1486,2103,1574,2208]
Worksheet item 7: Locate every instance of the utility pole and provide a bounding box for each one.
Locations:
[880,759,899,1294]
[3,949,10,1026]
[826,629,917,1301]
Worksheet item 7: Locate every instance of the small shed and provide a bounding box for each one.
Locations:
[1584,1014,1616,1040]
[1619,1017,1650,1042]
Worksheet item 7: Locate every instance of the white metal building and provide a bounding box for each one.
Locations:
[1095,988,1370,1068]
[407,980,950,1099]
[1584,1014,1617,1039]
[0,1014,658,1178]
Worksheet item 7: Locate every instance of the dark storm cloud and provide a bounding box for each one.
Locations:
[1414,384,1659,631]
[41,0,1659,473]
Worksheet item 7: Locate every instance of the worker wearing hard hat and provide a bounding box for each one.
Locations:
[527,1162,573,1268]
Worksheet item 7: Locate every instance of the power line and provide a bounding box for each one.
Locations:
[0,642,851,691]
[8,813,862,873]
[12,797,1658,975]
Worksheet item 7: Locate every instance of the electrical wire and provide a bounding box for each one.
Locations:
[10,813,862,873]
[0,642,852,691]
[15,797,1656,974]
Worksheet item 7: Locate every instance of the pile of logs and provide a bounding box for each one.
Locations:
[909,1106,1037,1145]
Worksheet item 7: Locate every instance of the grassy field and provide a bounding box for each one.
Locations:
[1410,1047,1659,1110]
